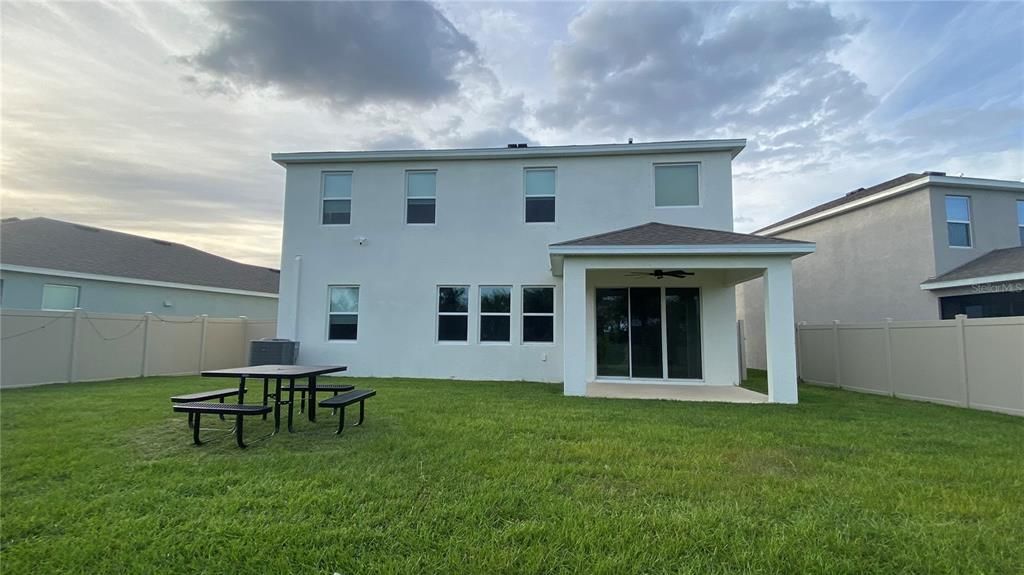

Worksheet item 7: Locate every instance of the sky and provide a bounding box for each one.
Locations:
[2,0,1022,268]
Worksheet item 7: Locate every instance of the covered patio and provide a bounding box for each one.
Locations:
[550,222,815,404]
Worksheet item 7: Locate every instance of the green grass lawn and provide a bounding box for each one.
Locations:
[2,372,1022,574]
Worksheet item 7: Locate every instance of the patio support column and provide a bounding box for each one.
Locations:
[763,261,798,404]
[562,259,587,396]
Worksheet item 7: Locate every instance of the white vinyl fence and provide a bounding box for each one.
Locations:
[1,309,277,388]
[797,315,1024,417]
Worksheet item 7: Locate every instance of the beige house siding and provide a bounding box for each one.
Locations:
[927,185,1024,275]
[739,189,938,369]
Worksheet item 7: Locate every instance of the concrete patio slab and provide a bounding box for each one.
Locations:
[586,382,768,403]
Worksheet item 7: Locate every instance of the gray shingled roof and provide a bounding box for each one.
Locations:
[0,217,279,294]
[925,246,1024,284]
[755,173,926,233]
[552,222,812,247]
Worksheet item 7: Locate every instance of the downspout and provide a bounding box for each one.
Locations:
[292,254,302,340]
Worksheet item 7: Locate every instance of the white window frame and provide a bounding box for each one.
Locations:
[321,171,353,226]
[653,162,702,208]
[406,170,437,226]
[478,285,512,344]
[945,194,973,248]
[437,285,469,344]
[1017,200,1024,246]
[524,167,556,224]
[41,283,80,311]
[326,285,359,342]
[521,285,555,345]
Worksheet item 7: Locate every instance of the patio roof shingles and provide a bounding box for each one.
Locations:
[551,222,812,248]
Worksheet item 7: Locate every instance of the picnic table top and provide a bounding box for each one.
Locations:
[200,365,348,378]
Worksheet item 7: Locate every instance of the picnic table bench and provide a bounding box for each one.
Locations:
[320,389,376,435]
[172,402,272,448]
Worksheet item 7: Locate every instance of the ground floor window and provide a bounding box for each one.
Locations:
[328,286,359,340]
[42,284,80,311]
[596,287,702,380]
[940,290,1024,319]
[479,286,511,342]
[522,286,554,343]
[438,286,469,341]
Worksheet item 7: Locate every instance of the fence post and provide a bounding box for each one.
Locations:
[884,318,895,397]
[141,312,153,377]
[239,315,249,366]
[955,314,970,407]
[736,320,747,382]
[795,322,803,381]
[832,320,841,388]
[198,314,209,374]
[68,307,83,383]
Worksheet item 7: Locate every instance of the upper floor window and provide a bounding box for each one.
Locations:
[654,164,699,207]
[42,284,79,311]
[1017,200,1024,245]
[524,168,556,223]
[322,172,352,225]
[407,171,436,224]
[522,286,554,343]
[945,195,972,247]
[328,286,359,340]
[480,286,512,342]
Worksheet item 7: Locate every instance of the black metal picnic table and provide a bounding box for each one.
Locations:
[200,364,347,431]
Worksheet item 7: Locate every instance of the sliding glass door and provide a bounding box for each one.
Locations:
[595,287,702,380]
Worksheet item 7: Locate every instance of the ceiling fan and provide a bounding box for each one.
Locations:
[626,269,694,280]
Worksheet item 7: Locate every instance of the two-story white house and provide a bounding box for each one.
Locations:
[272,140,814,403]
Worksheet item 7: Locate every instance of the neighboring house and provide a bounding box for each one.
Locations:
[272,140,814,402]
[738,172,1024,369]
[0,217,279,319]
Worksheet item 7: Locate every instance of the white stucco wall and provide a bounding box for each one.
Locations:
[276,149,737,381]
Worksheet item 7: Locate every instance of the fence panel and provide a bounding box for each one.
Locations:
[797,326,835,385]
[203,318,245,371]
[798,316,1023,416]
[76,313,147,382]
[889,323,963,406]
[963,319,1024,416]
[0,310,278,388]
[1,310,75,387]
[837,324,889,395]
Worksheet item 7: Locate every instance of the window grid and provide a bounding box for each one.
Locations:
[321,172,353,225]
[327,285,359,341]
[522,286,555,344]
[945,195,972,248]
[524,168,556,223]
[437,285,469,342]
[406,170,437,225]
[479,285,512,343]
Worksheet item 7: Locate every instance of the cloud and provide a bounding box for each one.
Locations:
[537,2,869,139]
[183,1,480,108]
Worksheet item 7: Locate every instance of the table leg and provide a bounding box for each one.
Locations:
[273,378,282,434]
[238,376,246,404]
[262,378,269,420]
[308,375,317,422]
[287,378,295,433]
